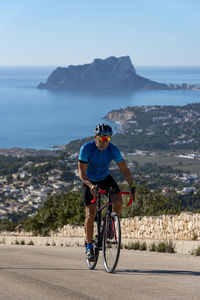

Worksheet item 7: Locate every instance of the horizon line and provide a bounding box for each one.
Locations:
[0,65,200,68]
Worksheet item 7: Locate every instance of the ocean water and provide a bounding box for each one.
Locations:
[0,66,200,149]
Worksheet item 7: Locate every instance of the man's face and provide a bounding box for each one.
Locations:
[95,135,111,151]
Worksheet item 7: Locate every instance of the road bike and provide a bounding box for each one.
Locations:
[86,188,133,273]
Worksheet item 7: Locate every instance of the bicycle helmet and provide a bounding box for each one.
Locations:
[94,123,113,137]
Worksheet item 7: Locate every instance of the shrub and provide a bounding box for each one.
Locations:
[20,240,25,245]
[156,241,175,253]
[139,242,147,251]
[149,242,156,252]
[27,240,34,245]
[124,241,140,250]
[191,231,198,241]
[24,191,85,236]
[191,246,200,256]
[165,240,175,253]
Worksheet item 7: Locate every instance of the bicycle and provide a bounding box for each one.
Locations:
[85,187,134,273]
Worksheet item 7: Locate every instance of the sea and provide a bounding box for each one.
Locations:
[0,66,200,150]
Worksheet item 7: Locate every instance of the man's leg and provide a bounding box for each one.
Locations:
[85,203,96,244]
[98,175,123,215]
[112,194,123,215]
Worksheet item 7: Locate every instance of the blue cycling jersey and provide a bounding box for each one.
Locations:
[78,140,124,181]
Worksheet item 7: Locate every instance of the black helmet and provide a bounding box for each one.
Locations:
[94,123,113,137]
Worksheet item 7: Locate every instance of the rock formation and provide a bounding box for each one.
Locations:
[38,56,168,91]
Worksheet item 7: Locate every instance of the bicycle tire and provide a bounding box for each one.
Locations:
[102,212,121,273]
[86,243,99,270]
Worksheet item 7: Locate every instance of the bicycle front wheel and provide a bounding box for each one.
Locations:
[102,212,121,273]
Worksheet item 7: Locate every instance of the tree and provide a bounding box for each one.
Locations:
[24,191,85,236]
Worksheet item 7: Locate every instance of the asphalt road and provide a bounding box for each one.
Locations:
[0,245,199,300]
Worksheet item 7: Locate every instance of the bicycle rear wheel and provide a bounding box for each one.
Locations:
[102,212,121,273]
[86,241,99,270]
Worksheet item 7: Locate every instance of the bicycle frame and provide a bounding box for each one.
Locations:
[92,190,133,248]
[86,189,134,272]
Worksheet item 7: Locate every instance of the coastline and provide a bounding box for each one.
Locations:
[0,147,62,157]
[1,66,200,151]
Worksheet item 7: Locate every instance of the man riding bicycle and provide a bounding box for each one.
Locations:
[78,123,135,260]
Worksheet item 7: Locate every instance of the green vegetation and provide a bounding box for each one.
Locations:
[124,240,175,253]
[0,156,22,176]
[156,241,175,253]
[21,184,181,235]
[1,179,199,234]
[124,241,140,250]
[0,154,55,177]
[191,231,198,241]
[149,242,156,252]
[27,240,34,245]
[121,184,181,218]
[0,219,17,231]
[24,191,85,236]
[1,182,198,234]
[127,150,200,174]
[139,242,147,251]
[191,246,200,256]
[29,162,54,176]
[112,160,185,190]
[0,152,75,186]
[64,137,93,152]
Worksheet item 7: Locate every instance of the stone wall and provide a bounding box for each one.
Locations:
[0,212,200,254]
[49,212,200,241]
[120,212,200,241]
[0,212,200,240]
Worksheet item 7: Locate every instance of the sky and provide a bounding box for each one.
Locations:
[0,0,200,66]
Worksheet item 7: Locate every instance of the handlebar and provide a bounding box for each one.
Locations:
[91,189,134,206]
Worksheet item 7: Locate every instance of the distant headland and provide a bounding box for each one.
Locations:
[37,56,200,92]
[37,56,169,91]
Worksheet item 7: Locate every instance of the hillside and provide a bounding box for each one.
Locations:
[64,103,200,153]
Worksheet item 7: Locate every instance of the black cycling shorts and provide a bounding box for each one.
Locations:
[82,175,120,206]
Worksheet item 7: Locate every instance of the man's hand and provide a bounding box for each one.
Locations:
[90,184,98,197]
[130,184,136,200]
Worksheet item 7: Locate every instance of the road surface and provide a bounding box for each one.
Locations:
[0,245,199,300]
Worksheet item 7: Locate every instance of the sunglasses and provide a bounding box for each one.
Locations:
[98,136,111,142]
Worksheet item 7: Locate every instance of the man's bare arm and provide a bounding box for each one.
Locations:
[117,160,134,186]
[78,161,96,196]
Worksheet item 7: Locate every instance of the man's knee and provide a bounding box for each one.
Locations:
[85,204,96,221]
[112,194,123,213]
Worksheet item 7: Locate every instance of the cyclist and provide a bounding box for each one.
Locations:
[78,123,135,260]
